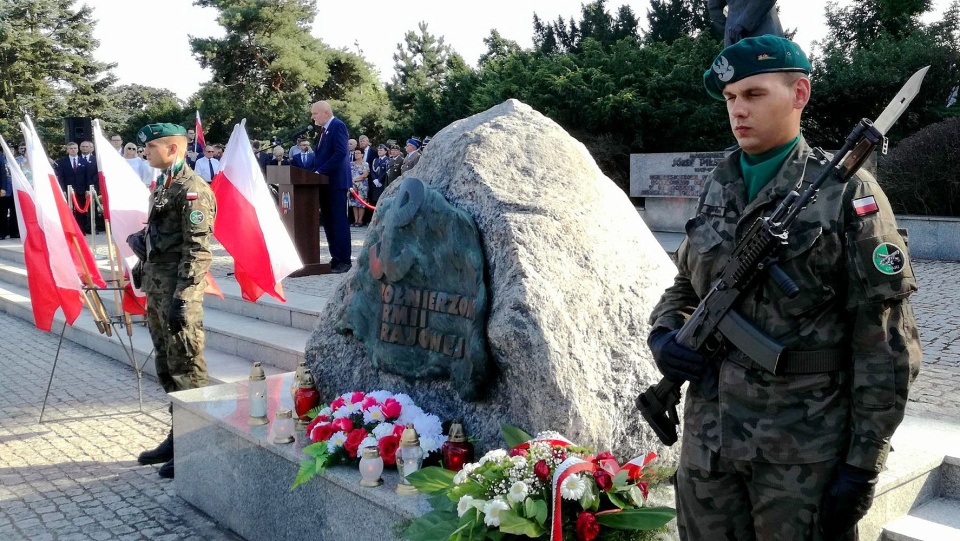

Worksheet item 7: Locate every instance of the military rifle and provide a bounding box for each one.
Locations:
[637,67,930,446]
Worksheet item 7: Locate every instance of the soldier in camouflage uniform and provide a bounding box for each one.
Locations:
[127,123,217,480]
[647,36,922,540]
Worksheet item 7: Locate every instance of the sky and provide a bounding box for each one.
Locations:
[88,0,952,102]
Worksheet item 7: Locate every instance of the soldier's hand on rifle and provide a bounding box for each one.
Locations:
[168,298,188,334]
[648,327,707,383]
[126,230,147,261]
[819,463,878,540]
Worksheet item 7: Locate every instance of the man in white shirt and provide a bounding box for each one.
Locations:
[194,144,221,183]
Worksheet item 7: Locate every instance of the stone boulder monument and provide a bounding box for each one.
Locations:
[305,99,678,458]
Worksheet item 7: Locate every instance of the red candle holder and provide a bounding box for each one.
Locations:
[441,420,475,472]
[293,369,320,429]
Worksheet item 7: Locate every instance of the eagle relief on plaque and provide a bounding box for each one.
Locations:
[340,177,490,400]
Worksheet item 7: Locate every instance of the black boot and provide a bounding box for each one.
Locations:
[158,458,175,479]
[138,432,173,465]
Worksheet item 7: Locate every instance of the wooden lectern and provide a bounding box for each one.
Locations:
[267,165,331,276]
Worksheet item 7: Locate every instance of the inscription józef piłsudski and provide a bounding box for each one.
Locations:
[339,177,490,401]
[630,151,729,198]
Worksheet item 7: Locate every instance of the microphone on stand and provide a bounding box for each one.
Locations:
[290,123,315,140]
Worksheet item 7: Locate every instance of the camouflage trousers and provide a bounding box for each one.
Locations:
[145,291,208,394]
[675,443,855,540]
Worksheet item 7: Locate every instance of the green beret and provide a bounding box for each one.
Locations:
[704,36,811,101]
[136,123,187,144]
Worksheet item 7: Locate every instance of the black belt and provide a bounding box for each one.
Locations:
[728,347,847,375]
[147,251,180,263]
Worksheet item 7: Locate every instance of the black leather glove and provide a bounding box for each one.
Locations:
[126,230,147,261]
[819,463,878,540]
[648,327,707,383]
[168,298,188,334]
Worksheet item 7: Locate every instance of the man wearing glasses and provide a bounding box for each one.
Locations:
[110,134,124,154]
[194,145,220,184]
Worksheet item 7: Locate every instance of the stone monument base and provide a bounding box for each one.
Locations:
[170,373,431,541]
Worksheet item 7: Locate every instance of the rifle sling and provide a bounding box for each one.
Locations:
[728,347,846,375]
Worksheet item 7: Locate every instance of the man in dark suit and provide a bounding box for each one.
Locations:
[56,142,93,231]
[707,0,783,46]
[291,140,314,170]
[310,100,352,273]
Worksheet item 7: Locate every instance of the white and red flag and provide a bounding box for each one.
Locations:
[212,120,302,302]
[93,121,150,314]
[195,110,206,149]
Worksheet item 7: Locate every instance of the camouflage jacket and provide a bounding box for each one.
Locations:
[143,163,216,302]
[649,137,922,473]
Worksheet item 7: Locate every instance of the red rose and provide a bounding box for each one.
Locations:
[350,391,366,404]
[344,428,368,458]
[310,423,334,443]
[331,417,354,433]
[593,470,613,492]
[361,396,378,410]
[330,397,346,410]
[534,460,550,482]
[315,414,330,423]
[637,481,649,501]
[509,447,528,457]
[594,451,616,463]
[575,512,600,541]
[393,424,406,437]
[305,416,324,434]
[378,435,401,466]
[381,398,402,419]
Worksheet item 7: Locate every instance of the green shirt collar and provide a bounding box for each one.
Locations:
[739,135,800,203]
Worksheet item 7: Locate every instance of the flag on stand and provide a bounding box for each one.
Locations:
[93,122,150,314]
[21,118,106,292]
[0,134,84,331]
[195,110,206,149]
[212,120,303,302]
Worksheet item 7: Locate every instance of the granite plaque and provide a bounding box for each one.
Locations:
[630,151,729,198]
[340,177,489,400]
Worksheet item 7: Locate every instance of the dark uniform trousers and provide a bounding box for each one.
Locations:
[143,265,208,393]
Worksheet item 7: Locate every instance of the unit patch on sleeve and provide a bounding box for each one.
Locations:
[853,195,879,217]
[872,242,906,275]
[189,210,205,225]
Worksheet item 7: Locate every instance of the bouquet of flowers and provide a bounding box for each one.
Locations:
[291,390,446,489]
[401,427,675,541]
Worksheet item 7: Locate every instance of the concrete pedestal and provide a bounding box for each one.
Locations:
[170,373,431,541]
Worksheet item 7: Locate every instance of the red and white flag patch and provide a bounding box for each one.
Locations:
[186,191,199,201]
[853,195,879,216]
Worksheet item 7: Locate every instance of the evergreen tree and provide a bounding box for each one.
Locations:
[0,0,115,142]
[646,0,714,44]
[190,0,383,143]
[386,22,457,138]
[100,85,185,141]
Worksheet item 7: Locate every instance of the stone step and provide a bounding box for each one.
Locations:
[0,242,323,331]
[0,252,311,371]
[0,272,284,385]
[881,498,960,541]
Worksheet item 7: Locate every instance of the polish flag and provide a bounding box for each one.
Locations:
[21,118,106,292]
[93,121,150,314]
[212,120,302,302]
[195,111,206,149]
[0,134,84,331]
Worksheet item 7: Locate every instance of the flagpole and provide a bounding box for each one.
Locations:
[69,236,113,337]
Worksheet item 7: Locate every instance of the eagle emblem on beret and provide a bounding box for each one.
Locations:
[713,56,734,82]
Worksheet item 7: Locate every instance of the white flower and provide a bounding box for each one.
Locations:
[367,390,393,403]
[482,498,510,527]
[372,422,397,440]
[327,431,348,453]
[419,434,447,454]
[397,404,424,425]
[317,406,332,418]
[457,495,475,517]
[560,474,586,500]
[332,407,351,419]
[363,406,385,425]
[479,449,508,465]
[393,393,415,407]
[345,401,363,415]
[507,481,529,504]
[510,455,527,467]
[412,413,443,438]
[453,469,469,485]
[359,436,378,450]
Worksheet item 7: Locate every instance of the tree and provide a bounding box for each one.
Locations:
[386,22,459,138]
[0,0,116,144]
[99,85,185,142]
[645,0,714,44]
[189,0,384,144]
[532,1,642,54]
